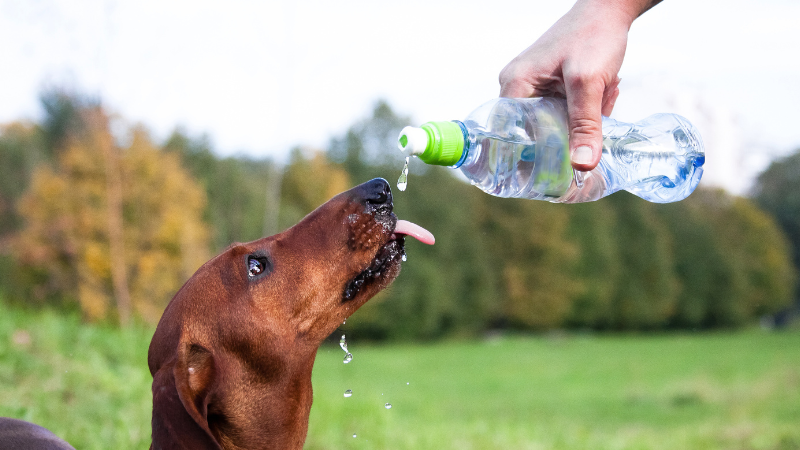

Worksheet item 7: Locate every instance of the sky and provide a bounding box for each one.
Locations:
[1,0,799,195]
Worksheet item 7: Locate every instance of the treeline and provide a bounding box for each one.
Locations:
[0,91,797,337]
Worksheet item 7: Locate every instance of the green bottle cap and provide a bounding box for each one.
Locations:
[397,121,465,166]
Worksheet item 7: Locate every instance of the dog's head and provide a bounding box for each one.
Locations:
[148,178,433,449]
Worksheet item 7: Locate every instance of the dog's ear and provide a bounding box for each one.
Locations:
[175,343,218,421]
[174,343,221,438]
[150,344,221,450]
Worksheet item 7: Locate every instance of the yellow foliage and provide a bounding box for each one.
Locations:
[280,148,351,226]
[14,109,210,324]
[78,277,109,322]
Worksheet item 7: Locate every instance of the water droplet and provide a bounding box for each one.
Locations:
[342,318,347,325]
[344,389,352,398]
[384,403,392,409]
[339,335,348,352]
[401,254,407,262]
[353,434,357,438]
[406,382,410,385]
[397,156,409,191]
[343,352,353,364]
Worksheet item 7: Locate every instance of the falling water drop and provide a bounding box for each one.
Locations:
[384,403,392,409]
[344,389,352,398]
[401,254,407,262]
[343,352,353,364]
[353,434,357,438]
[397,156,409,191]
[339,335,348,352]
[342,317,347,325]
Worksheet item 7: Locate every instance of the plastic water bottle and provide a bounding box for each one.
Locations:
[397,97,704,203]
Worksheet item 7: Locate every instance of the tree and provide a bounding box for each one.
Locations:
[164,130,280,252]
[328,99,411,184]
[279,148,351,231]
[15,107,209,324]
[478,197,580,330]
[0,122,46,238]
[0,91,92,303]
[753,149,800,312]
[565,200,621,329]
[604,192,679,329]
[706,189,796,323]
[351,167,497,339]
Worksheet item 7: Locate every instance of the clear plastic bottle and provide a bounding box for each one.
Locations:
[397,97,705,203]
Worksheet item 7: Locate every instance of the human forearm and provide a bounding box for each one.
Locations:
[571,0,663,27]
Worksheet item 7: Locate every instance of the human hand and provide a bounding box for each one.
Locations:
[499,0,647,171]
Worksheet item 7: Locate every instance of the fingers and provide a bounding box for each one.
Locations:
[498,62,534,98]
[499,78,532,99]
[564,74,605,172]
[601,77,621,117]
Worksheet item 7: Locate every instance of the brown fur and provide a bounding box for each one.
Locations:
[148,178,405,449]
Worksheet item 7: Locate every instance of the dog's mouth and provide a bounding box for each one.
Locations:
[343,217,434,301]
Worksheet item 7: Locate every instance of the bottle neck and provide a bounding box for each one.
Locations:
[451,121,470,168]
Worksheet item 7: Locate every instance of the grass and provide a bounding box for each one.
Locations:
[308,331,800,450]
[0,302,153,448]
[1,300,799,449]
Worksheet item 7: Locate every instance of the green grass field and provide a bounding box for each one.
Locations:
[1,300,799,449]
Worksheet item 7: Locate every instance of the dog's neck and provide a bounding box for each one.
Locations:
[151,351,318,450]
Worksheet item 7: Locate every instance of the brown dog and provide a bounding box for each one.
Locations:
[0,178,433,450]
[148,178,432,449]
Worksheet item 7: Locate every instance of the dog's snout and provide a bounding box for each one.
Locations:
[357,178,392,207]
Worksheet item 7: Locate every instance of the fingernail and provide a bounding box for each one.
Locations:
[571,146,593,165]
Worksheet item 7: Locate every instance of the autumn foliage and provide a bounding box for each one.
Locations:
[12,105,208,325]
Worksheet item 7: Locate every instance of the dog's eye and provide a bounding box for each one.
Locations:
[247,256,270,278]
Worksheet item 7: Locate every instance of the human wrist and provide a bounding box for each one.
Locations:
[573,0,649,28]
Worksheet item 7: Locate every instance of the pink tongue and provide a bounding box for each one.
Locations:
[394,219,435,245]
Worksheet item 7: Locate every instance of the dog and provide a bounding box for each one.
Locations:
[0,178,433,449]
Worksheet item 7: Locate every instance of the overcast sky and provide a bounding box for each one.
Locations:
[1,0,799,195]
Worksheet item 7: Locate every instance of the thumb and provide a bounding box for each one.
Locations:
[565,78,605,172]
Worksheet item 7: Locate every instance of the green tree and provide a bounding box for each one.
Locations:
[753,149,800,311]
[565,200,621,329]
[0,123,46,237]
[350,167,497,339]
[656,189,737,328]
[479,197,580,330]
[658,188,795,327]
[708,190,795,324]
[164,130,280,252]
[605,193,678,329]
[328,99,411,184]
[39,88,93,157]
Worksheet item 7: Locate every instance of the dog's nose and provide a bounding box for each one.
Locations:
[356,178,392,207]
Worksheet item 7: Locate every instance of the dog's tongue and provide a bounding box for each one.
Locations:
[394,220,435,245]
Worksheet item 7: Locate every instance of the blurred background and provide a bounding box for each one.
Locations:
[1,0,799,448]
